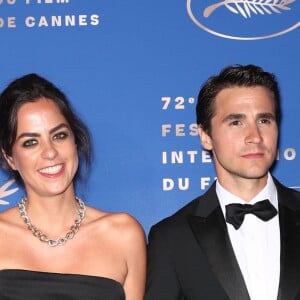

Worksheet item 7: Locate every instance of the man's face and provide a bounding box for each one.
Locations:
[199,86,278,187]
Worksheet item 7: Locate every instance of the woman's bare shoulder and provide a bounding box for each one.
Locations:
[0,207,25,241]
[85,206,146,243]
[0,206,20,225]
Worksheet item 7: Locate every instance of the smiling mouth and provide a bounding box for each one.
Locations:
[38,164,64,176]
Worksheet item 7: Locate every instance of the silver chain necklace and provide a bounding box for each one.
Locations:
[18,196,86,247]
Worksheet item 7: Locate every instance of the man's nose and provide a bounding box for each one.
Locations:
[245,124,263,144]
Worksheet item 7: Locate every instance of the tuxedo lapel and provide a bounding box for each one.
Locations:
[276,181,300,300]
[187,184,250,300]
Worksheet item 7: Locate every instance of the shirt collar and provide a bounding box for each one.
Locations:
[217,173,278,217]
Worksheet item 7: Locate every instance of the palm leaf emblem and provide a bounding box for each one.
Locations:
[0,179,19,205]
[203,0,295,18]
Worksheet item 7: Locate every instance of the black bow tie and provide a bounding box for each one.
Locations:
[225,199,277,230]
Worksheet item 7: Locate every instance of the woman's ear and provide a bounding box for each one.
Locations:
[2,150,17,170]
[198,125,213,151]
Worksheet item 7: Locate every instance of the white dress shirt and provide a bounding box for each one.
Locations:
[217,174,280,300]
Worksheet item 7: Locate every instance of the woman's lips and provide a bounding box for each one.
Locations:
[38,163,64,177]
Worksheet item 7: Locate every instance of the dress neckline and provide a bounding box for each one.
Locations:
[0,268,123,288]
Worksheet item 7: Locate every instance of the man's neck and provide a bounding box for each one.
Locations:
[217,174,269,202]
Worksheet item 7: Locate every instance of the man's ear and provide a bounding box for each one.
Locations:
[2,150,17,170]
[198,126,213,151]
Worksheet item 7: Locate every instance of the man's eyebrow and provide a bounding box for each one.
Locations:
[222,113,245,123]
[16,123,70,141]
[221,112,276,123]
[257,112,276,120]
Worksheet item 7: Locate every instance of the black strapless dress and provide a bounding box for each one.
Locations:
[0,269,125,300]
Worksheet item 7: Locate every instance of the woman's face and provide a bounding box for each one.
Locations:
[5,97,78,198]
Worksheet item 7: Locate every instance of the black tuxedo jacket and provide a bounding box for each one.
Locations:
[145,178,300,300]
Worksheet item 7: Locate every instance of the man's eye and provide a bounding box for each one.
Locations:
[23,140,37,147]
[230,120,241,126]
[259,118,271,124]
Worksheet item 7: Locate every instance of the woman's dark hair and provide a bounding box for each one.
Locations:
[196,64,281,135]
[0,73,92,183]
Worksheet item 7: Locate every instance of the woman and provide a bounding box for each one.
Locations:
[0,74,146,299]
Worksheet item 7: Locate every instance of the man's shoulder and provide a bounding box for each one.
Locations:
[150,195,202,234]
[274,177,300,209]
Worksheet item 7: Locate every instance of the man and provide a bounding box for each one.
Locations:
[145,65,300,300]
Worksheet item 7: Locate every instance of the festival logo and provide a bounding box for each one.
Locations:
[187,0,299,40]
[0,179,18,205]
[290,185,300,191]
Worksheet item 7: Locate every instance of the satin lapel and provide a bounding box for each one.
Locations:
[187,185,250,300]
[276,181,300,300]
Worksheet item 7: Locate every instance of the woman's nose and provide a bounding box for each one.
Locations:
[41,142,58,159]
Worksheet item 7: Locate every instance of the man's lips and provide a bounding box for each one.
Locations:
[241,152,264,159]
[38,164,64,177]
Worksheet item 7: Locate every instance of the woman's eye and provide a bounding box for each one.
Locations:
[53,131,68,140]
[23,139,37,147]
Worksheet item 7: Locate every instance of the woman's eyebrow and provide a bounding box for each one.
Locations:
[16,123,70,141]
